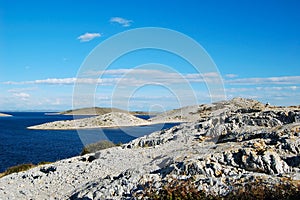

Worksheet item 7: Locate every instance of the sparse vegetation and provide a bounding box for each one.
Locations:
[0,162,53,178]
[137,178,300,200]
[3,164,35,175]
[115,142,123,146]
[80,140,116,155]
[136,178,208,199]
[38,161,52,165]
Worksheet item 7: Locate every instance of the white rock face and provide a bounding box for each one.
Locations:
[149,97,266,123]
[28,112,150,130]
[1,98,300,199]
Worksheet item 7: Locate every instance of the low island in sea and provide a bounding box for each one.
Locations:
[0,113,12,117]
[27,106,186,130]
[1,97,300,199]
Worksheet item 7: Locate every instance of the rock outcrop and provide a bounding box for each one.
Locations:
[149,97,267,123]
[1,98,300,199]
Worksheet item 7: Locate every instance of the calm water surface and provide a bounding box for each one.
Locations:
[0,112,178,172]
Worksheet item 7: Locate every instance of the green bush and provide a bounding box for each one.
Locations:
[80,140,116,155]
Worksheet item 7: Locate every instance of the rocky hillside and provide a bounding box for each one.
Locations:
[28,112,150,130]
[1,98,300,199]
[149,97,267,123]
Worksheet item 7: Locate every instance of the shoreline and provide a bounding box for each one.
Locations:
[27,120,184,130]
[27,111,186,130]
[0,113,12,117]
[1,98,300,199]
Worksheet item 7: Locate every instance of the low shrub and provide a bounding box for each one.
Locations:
[0,161,53,178]
[80,140,116,155]
[0,163,35,178]
[4,163,35,175]
[137,179,209,200]
[227,179,300,200]
[38,161,52,165]
[138,178,300,200]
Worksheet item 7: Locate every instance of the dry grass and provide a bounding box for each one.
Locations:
[80,140,116,155]
[0,162,52,178]
[137,177,300,200]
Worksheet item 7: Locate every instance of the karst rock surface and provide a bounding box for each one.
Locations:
[1,98,300,199]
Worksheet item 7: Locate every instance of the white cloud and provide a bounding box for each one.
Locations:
[53,98,61,105]
[226,86,299,93]
[226,76,300,85]
[4,78,96,85]
[290,86,298,90]
[110,17,133,27]
[8,87,37,93]
[225,74,238,78]
[13,92,30,98]
[85,69,220,83]
[88,69,154,76]
[1,70,222,87]
[4,71,299,92]
[77,32,101,42]
[2,71,300,110]
[13,92,30,100]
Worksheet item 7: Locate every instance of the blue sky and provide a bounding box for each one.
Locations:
[1,0,300,111]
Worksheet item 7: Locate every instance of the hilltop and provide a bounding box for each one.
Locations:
[60,107,152,116]
[60,107,127,115]
[149,97,267,123]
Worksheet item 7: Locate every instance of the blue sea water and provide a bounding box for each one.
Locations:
[0,112,178,172]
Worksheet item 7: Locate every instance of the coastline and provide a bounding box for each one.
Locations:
[27,120,184,130]
[1,98,300,199]
[0,113,12,117]
[27,122,152,130]
[27,111,186,130]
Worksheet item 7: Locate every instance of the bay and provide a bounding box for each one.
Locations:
[0,112,178,172]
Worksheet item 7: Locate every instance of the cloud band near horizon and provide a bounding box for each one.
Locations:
[2,69,300,86]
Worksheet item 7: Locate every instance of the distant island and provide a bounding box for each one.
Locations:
[0,113,12,117]
[60,107,127,115]
[28,112,151,130]
[28,104,203,129]
[29,107,162,130]
[60,107,151,116]
[27,98,269,130]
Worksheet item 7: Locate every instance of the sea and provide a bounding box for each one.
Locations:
[0,112,179,172]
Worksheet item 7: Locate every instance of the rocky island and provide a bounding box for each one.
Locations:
[60,107,151,116]
[60,107,127,115]
[1,98,300,199]
[28,107,155,130]
[28,112,151,130]
[0,113,12,117]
